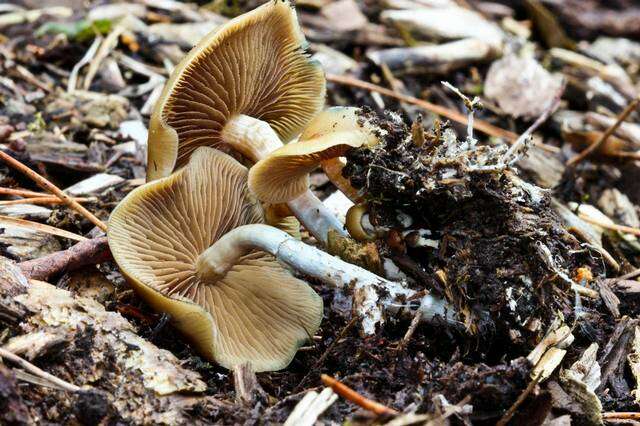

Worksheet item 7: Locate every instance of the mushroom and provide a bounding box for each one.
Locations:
[108,147,323,372]
[345,203,377,241]
[248,107,381,205]
[146,0,343,245]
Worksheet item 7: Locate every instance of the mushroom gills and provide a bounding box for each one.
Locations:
[146,0,326,181]
[144,0,346,245]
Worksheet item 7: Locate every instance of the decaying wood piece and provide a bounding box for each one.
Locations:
[0,224,63,261]
[559,343,603,426]
[368,38,494,75]
[19,236,111,280]
[283,387,338,426]
[380,6,504,50]
[527,316,574,381]
[0,149,108,231]
[628,327,640,404]
[233,362,266,407]
[3,330,69,361]
[0,256,211,424]
[597,317,639,398]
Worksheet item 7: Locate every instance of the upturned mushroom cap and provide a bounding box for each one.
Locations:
[147,0,325,181]
[109,147,323,372]
[248,107,380,204]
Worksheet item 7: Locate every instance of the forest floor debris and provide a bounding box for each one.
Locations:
[2,0,640,424]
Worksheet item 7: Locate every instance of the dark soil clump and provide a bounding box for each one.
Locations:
[344,112,607,358]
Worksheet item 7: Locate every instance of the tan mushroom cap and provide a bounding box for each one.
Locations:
[147,0,326,181]
[109,147,323,372]
[248,107,380,204]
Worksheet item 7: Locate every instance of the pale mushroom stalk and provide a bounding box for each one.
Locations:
[248,107,383,243]
[196,224,455,335]
[287,191,346,245]
[219,115,284,162]
[221,114,347,245]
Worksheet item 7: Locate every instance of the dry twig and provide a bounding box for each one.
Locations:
[567,96,640,166]
[496,373,542,426]
[0,187,55,198]
[578,213,640,237]
[501,81,565,164]
[320,374,398,416]
[67,36,102,92]
[295,317,358,393]
[615,268,640,282]
[19,236,110,280]
[398,309,423,351]
[83,23,127,90]
[0,150,107,231]
[603,412,640,420]
[0,196,93,206]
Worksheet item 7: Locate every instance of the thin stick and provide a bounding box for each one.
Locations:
[326,73,558,153]
[0,215,87,241]
[603,412,640,420]
[501,82,565,164]
[0,187,51,198]
[0,150,107,231]
[578,213,640,237]
[19,236,110,280]
[15,65,52,93]
[321,374,398,416]
[83,24,127,91]
[570,283,599,299]
[615,268,640,282]
[68,35,102,92]
[0,347,82,393]
[0,187,94,202]
[567,96,640,166]
[609,151,640,160]
[398,309,423,351]
[496,373,542,426]
[0,196,93,206]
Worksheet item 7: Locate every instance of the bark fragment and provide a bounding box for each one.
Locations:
[0,256,210,424]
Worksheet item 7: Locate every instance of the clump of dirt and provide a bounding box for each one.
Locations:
[343,110,605,357]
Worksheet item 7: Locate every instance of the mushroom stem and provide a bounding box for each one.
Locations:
[286,190,348,245]
[221,115,285,162]
[197,224,455,334]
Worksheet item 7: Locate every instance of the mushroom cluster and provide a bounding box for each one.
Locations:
[108,0,451,372]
